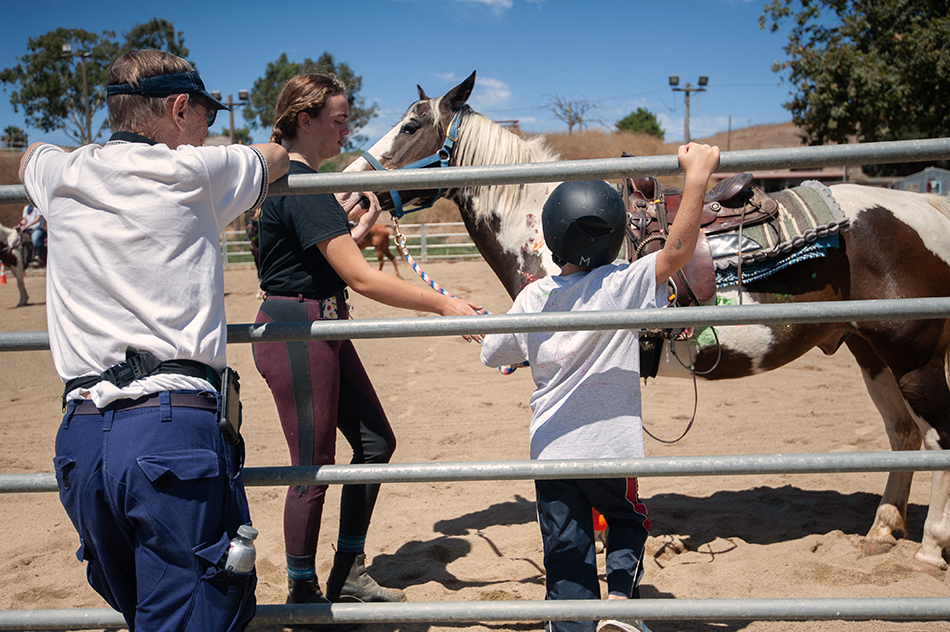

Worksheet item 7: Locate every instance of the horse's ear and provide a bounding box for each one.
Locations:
[417,85,429,101]
[441,71,476,114]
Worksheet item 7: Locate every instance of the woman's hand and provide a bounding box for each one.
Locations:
[336,191,381,224]
[337,191,382,242]
[440,296,487,343]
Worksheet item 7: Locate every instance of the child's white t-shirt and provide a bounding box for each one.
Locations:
[481,253,664,460]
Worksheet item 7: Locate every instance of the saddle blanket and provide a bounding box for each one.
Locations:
[712,180,849,288]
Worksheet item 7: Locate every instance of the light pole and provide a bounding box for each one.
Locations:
[211,91,250,144]
[61,43,91,144]
[669,75,708,144]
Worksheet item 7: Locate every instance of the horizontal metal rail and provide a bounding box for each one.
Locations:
[4,137,950,631]
[3,296,950,351]
[5,451,950,493]
[2,597,950,629]
[2,137,949,203]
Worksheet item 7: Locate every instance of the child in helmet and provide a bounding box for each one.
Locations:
[481,143,720,632]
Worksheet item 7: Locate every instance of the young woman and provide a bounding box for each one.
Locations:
[252,74,482,611]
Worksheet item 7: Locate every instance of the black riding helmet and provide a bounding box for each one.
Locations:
[542,180,626,268]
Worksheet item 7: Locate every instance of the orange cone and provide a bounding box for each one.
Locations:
[0,263,6,285]
[592,508,607,553]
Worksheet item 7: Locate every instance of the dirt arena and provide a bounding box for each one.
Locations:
[2,261,948,632]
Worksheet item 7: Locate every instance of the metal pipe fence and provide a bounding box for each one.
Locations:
[3,137,950,204]
[4,137,950,629]
[6,450,950,494]
[4,597,950,630]
[219,230,256,268]
[4,296,950,351]
[392,222,480,262]
[4,297,950,628]
[216,223,479,269]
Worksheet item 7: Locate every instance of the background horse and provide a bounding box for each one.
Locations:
[349,71,950,571]
[357,224,401,277]
[0,223,29,307]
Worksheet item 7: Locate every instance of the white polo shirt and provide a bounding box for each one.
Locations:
[21,137,267,406]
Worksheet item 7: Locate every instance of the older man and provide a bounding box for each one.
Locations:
[19,49,288,631]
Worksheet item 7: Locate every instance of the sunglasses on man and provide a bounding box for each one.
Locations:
[190,95,218,127]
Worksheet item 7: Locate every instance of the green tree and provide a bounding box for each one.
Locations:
[121,18,191,63]
[217,126,252,145]
[1,20,190,146]
[616,107,665,140]
[761,0,950,153]
[243,53,299,134]
[244,52,378,149]
[1,28,118,145]
[1,125,28,148]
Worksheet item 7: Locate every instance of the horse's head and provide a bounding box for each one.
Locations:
[349,71,563,300]
[346,71,477,216]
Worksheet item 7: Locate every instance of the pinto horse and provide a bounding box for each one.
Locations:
[0,223,29,307]
[349,71,950,571]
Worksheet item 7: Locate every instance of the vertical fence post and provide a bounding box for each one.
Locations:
[420,223,428,263]
[220,233,229,269]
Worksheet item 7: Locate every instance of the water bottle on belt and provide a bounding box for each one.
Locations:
[224,525,258,573]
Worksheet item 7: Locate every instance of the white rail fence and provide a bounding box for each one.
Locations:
[219,222,478,268]
[2,139,950,629]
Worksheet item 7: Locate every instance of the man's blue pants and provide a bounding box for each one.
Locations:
[53,391,256,632]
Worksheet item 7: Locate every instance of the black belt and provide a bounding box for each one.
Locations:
[71,392,218,414]
[63,347,218,409]
[263,289,347,302]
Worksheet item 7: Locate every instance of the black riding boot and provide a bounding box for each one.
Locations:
[287,577,330,604]
[286,578,358,632]
[325,552,406,602]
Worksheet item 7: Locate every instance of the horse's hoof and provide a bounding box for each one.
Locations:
[863,538,898,557]
[913,548,948,571]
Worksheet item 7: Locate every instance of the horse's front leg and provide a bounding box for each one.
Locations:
[846,337,919,556]
[13,258,28,307]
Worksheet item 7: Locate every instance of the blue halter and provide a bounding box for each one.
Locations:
[360,106,468,220]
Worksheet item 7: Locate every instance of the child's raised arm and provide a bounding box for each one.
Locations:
[654,142,720,285]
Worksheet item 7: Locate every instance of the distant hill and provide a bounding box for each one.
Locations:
[691,121,805,153]
[543,121,805,161]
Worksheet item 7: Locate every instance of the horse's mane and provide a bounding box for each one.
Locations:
[430,96,559,223]
[0,224,16,249]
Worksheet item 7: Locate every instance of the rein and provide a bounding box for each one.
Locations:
[360,106,468,220]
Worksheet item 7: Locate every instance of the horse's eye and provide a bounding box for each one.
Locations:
[401,123,419,135]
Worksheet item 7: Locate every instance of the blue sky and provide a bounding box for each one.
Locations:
[1,0,797,148]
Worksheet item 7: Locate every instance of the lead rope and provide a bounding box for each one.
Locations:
[390,218,527,375]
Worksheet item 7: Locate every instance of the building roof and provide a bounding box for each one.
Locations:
[712,168,845,182]
[899,166,950,181]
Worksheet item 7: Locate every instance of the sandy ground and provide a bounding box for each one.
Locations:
[1,261,948,632]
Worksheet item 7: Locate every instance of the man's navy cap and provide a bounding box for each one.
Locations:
[106,71,229,111]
